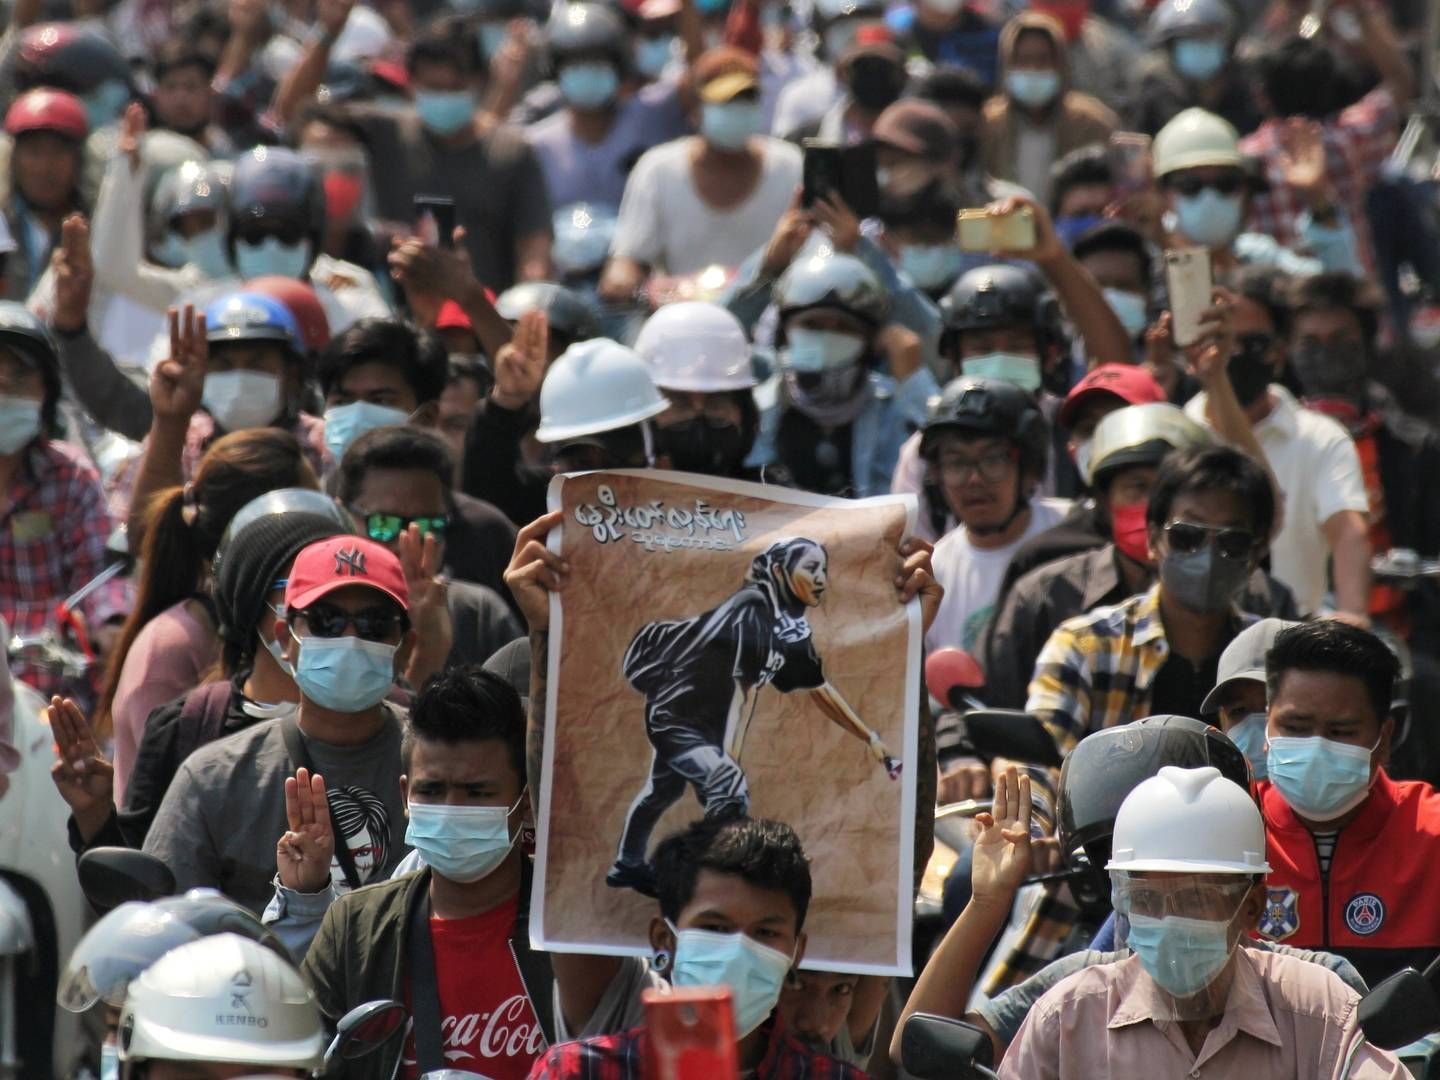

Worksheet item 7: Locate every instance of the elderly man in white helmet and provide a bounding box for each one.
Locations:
[1001,765,1406,1078]
[115,932,328,1079]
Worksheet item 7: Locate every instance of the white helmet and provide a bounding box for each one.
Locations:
[117,933,325,1071]
[535,338,669,444]
[634,302,756,393]
[1153,108,1243,178]
[1106,766,1271,874]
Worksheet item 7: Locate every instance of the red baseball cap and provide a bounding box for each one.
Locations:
[285,536,409,612]
[435,300,473,332]
[1059,364,1166,430]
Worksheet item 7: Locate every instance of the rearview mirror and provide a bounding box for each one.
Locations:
[1359,967,1440,1049]
[77,848,176,912]
[963,710,1062,768]
[326,999,408,1064]
[900,1013,996,1080]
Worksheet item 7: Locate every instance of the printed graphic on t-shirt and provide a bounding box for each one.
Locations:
[327,784,391,890]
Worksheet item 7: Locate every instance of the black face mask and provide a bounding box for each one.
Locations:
[847,57,906,112]
[1292,340,1365,401]
[656,416,749,477]
[1226,333,1276,408]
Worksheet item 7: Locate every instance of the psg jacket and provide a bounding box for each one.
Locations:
[1256,770,1440,987]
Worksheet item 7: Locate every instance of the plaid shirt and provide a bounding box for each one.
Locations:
[104,411,327,521]
[1239,87,1399,275]
[2,438,117,696]
[525,1018,870,1080]
[978,880,1088,997]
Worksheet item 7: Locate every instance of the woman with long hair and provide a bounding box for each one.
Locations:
[97,428,317,802]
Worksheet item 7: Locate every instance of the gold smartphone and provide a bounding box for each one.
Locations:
[956,207,1036,253]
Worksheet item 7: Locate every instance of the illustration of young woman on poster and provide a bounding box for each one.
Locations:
[607,536,903,896]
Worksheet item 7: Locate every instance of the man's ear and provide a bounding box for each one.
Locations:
[792,930,808,968]
[648,916,676,959]
[277,619,295,663]
[1240,881,1267,930]
[395,627,418,674]
[411,401,440,428]
[1377,714,1396,769]
[517,785,534,826]
[1145,525,1163,564]
[399,774,409,816]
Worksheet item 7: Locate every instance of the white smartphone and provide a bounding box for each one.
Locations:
[1165,247,1213,348]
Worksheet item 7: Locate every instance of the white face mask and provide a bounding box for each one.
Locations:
[201,370,284,431]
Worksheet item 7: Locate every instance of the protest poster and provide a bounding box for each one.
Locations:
[532,469,920,974]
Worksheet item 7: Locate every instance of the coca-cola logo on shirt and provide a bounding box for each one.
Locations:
[442,994,547,1064]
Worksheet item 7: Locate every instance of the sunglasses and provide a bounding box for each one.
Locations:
[352,510,451,544]
[235,222,308,248]
[1164,520,1256,560]
[292,601,408,641]
[1168,174,1245,198]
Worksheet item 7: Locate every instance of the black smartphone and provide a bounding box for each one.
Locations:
[413,194,456,248]
[801,140,880,219]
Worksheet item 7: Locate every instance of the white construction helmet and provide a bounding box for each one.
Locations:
[535,338,669,444]
[117,933,326,1071]
[1153,108,1243,179]
[1106,766,1271,874]
[634,302,757,393]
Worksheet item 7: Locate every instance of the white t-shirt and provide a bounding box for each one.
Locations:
[609,135,802,274]
[1185,385,1368,615]
[927,497,1072,653]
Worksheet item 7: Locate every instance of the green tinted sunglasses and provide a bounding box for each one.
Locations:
[352,510,451,544]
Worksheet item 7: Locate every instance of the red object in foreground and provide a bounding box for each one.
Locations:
[643,986,738,1080]
[925,647,985,706]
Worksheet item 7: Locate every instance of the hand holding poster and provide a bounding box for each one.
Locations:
[533,470,921,973]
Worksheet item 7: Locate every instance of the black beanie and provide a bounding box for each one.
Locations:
[214,512,349,644]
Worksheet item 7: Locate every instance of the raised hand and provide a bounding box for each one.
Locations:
[970,766,1033,905]
[1185,287,1239,387]
[503,509,568,632]
[985,194,1066,268]
[48,696,115,838]
[939,761,993,804]
[875,323,925,383]
[152,305,207,425]
[117,102,146,175]
[1276,117,1329,198]
[813,192,860,253]
[316,0,354,36]
[278,767,336,893]
[490,309,549,411]
[760,188,813,279]
[51,214,93,334]
[896,536,943,635]
[399,522,452,687]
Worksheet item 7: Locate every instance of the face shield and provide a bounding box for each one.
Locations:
[1110,870,1254,1020]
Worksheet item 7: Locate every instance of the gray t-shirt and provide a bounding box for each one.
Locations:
[447,579,523,669]
[144,706,409,915]
[972,940,1370,1047]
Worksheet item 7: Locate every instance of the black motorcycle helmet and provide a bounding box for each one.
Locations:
[546,2,630,71]
[17,23,130,98]
[939,263,1064,363]
[1058,715,1250,907]
[919,375,1048,478]
[494,281,601,350]
[226,146,326,270]
[0,301,62,432]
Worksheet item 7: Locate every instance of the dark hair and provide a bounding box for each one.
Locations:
[316,318,449,405]
[912,67,988,111]
[1231,264,1292,340]
[1266,620,1398,723]
[1072,221,1151,285]
[292,103,371,153]
[406,19,481,78]
[1284,271,1381,347]
[336,424,454,503]
[1259,37,1337,119]
[402,664,527,782]
[1145,444,1276,541]
[96,430,317,736]
[1050,143,1112,216]
[654,817,813,930]
[879,179,963,231]
[152,37,217,81]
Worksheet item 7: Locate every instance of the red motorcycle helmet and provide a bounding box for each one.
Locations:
[4,87,87,141]
[244,276,332,354]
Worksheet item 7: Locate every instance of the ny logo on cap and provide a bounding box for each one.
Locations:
[334,547,368,577]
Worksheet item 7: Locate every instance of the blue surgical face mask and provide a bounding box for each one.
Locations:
[477,21,510,60]
[635,35,676,79]
[899,243,966,291]
[292,634,398,712]
[1054,213,1105,249]
[1266,734,1378,821]
[100,1041,119,1080]
[1103,287,1150,338]
[1124,912,1236,998]
[667,922,794,1038]
[558,62,620,109]
[961,352,1042,393]
[700,101,763,151]
[405,795,524,883]
[202,370,283,432]
[1172,37,1227,82]
[1005,69,1060,109]
[783,328,867,373]
[415,89,477,136]
[83,80,129,130]
[1226,711,1268,780]
[1174,188,1245,248]
[181,229,234,280]
[234,236,312,281]
[152,231,189,269]
[323,400,411,463]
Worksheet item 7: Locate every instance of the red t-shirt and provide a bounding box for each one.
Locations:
[401,895,547,1079]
